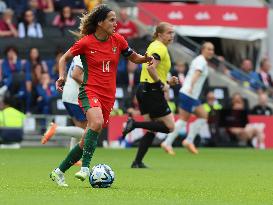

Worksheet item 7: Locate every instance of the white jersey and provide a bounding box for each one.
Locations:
[180,55,208,99]
[62,56,83,105]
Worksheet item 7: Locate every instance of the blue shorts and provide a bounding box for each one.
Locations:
[63,102,86,122]
[179,93,201,113]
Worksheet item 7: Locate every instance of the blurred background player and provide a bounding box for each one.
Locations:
[161,42,215,155]
[41,55,87,166]
[122,22,178,168]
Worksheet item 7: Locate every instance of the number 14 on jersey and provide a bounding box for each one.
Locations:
[102,60,110,72]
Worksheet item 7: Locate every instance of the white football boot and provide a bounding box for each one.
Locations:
[50,168,68,187]
[75,167,90,181]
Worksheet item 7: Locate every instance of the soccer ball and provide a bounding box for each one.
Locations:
[89,164,115,188]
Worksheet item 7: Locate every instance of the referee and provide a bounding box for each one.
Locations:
[123,22,178,168]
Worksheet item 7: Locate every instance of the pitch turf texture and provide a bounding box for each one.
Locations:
[0,148,273,205]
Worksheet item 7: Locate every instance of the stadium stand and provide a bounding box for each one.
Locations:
[0,0,272,148]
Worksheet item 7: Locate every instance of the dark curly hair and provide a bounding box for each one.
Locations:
[72,4,112,39]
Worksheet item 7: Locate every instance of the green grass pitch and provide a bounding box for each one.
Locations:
[0,147,273,205]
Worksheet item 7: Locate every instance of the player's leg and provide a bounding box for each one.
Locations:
[123,85,171,137]
[182,105,207,154]
[42,102,86,144]
[69,118,87,149]
[161,108,190,155]
[161,93,193,155]
[49,105,88,186]
[131,114,154,168]
[50,136,85,186]
[75,105,104,181]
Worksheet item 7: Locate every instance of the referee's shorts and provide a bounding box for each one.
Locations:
[136,82,171,119]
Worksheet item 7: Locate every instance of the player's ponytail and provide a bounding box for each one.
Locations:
[152,22,171,41]
[71,4,112,39]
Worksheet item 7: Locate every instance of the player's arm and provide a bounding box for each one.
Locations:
[146,53,170,91]
[188,69,202,94]
[146,54,160,82]
[71,65,84,85]
[125,49,153,65]
[56,50,73,92]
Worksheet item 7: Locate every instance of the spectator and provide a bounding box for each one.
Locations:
[84,0,102,12]
[230,59,261,90]
[36,72,59,114]
[52,6,76,28]
[203,91,222,113]
[251,92,273,116]
[216,55,230,75]
[4,0,28,20]
[31,63,44,86]
[258,58,273,88]
[18,9,43,38]
[0,92,25,146]
[0,9,18,37]
[24,47,46,78]
[53,0,85,13]
[228,93,265,149]
[28,0,46,25]
[202,91,222,145]
[116,8,138,40]
[37,0,54,13]
[46,49,64,82]
[1,46,24,96]
[170,61,188,103]
[24,47,47,112]
[0,0,7,13]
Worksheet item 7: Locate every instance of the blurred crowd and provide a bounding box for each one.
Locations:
[0,0,272,120]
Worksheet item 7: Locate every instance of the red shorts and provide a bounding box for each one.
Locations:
[78,93,114,128]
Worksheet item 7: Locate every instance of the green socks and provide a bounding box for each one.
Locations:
[58,129,99,172]
[59,144,83,173]
[82,129,99,167]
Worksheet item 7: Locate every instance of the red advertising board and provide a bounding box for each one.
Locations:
[138,3,268,28]
[108,115,273,148]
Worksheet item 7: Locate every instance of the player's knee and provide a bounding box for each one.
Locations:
[167,124,175,133]
[89,119,104,132]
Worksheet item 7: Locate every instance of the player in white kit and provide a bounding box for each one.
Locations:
[161,42,214,155]
[41,56,87,161]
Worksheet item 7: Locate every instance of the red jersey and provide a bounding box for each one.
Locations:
[70,33,128,103]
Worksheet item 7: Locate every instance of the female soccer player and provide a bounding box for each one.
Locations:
[122,22,179,168]
[49,4,153,187]
[161,42,215,155]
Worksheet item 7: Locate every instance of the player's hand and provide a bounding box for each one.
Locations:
[168,76,179,86]
[144,53,154,66]
[162,83,170,92]
[56,77,65,92]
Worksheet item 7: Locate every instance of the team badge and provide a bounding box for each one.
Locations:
[93,98,98,103]
[112,47,117,53]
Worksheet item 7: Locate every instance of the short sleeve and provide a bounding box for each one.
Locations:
[117,33,129,51]
[148,44,166,61]
[70,37,86,56]
[73,55,83,69]
[192,56,206,72]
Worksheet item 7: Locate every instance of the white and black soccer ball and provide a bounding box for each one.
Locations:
[89,164,115,188]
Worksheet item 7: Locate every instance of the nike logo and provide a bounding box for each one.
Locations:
[90,50,96,54]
